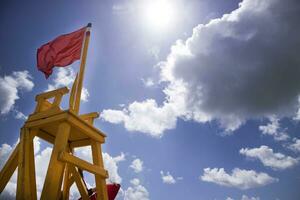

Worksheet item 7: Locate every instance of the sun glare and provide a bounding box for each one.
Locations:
[143,0,176,30]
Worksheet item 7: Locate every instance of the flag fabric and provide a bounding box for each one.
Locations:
[79,184,121,200]
[37,26,87,78]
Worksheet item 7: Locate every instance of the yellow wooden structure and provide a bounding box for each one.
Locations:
[0,23,109,200]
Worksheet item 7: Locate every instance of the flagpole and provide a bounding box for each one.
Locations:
[72,23,92,114]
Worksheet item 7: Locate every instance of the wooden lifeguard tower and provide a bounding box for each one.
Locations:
[0,24,111,200]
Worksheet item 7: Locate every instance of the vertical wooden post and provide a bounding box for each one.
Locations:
[62,146,72,200]
[41,122,71,200]
[16,128,37,200]
[91,140,108,200]
[71,23,91,114]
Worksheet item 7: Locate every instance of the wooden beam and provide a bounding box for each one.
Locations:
[69,139,91,148]
[41,122,71,200]
[69,166,89,200]
[91,140,108,200]
[16,128,37,200]
[36,129,55,144]
[0,143,19,193]
[62,147,72,200]
[59,151,108,178]
[35,87,69,101]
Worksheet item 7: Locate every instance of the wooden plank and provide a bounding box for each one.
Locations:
[25,112,68,128]
[0,143,19,193]
[73,26,91,114]
[28,132,37,200]
[68,111,106,137]
[59,152,108,178]
[26,108,64,123]
[69,166,89,200]
[41,122,71,200]
[91,140,108,200]
[35,87,69,101]
[79,112,99,125]
[69,139,91,148]
[67,115,105,143]
[62,147,72,200]
[16,128,37,200]
[36,129,55,144]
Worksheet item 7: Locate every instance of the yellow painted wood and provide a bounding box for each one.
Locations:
[69,166,89,200]
[62,147,72,200]
[16,128,37,200]
[59,151,108,178]
[91,140,108,200]
[34,87,69,114]
[73,28,91,114]
[69,73,78,111]
[28,106,62,122]
[70,139,91,148]
[79,112,99,125]
[41,122,71,200]
[0,143,19,193]
[36,129,55,144]
[35,87,69,102]
[25,111,106,143]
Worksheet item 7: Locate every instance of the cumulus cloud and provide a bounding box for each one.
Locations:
[240,145,299,170]
[141,78,155,88]
[13,110,27,120]
[241,195,260,200]
[201,167,278,190]
[0,70,34,114]
[123,178,149,200]
[226,196,260,200]
[160,171,177,184]
[130,158,144,173]
[287,138,300,153]
[103,0,300,135]
[46,67,89,102]
[259,117,289,141]
[101,98,180,137]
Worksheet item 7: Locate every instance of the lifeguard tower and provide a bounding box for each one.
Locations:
[0,24,115,200]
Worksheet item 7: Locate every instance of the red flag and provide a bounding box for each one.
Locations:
[37,26,88,78]
[81,184,120,200]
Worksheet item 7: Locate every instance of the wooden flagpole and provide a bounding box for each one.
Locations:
[71,23,92,114]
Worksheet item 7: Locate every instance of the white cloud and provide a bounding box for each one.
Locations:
[103,0,300,135]
[13,110,27,120]
[0,143,14,169]
[241,195,260,200]
[201,167,278,190]
[226,197,234,200]
[240,145,299,170]
[287,138,300,153]
[101,98,180,137]
[141,78,155,87]
[259,117,289,141]
[160,171,176,184]
[46,67,89,102]
[130,158,143,173]
[124,178,149,200]
[0,70,34,114]
[226,195,260,200]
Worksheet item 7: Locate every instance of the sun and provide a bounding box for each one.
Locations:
[143,0,176,30]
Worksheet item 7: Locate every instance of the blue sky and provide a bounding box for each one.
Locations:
[1,0,300,199]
